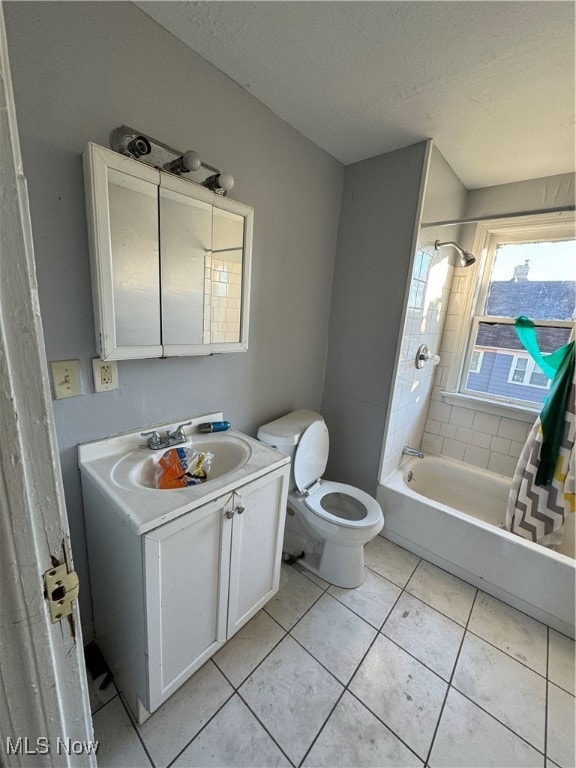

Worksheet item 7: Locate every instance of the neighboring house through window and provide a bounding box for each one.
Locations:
[455,218,575,410]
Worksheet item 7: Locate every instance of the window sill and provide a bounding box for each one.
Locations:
[440,392,538,424]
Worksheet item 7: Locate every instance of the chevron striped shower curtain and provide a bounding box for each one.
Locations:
[505,352,575,548]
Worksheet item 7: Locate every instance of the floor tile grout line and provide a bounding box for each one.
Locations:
[344,687,426,766]
[296,688,347,768]
[234,689,299,768]
[448,680,547,759]
[463,626,550,680]
[326,590,398,631]
[255,563,417,764]
[213,610,290,688]
[280,570,414,767]
[289,562,331,592]
[117,691,159,768]
[296,583,422,768]
[92,540,573,768]
[164,686,236,768]
[89,688,120,717]
[274,580,336,636]
[430,586,549,763]
[375,628,456,685]
[547,678,576,698]
[281,555,426,764]
[423,584,479,767]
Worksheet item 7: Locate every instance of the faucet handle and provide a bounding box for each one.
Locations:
[141,430,161,449]
[170,420,192,439]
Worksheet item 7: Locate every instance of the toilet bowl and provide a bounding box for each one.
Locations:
[257,410,384,588]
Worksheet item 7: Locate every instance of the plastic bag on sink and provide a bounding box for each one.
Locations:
[154,447,214,489]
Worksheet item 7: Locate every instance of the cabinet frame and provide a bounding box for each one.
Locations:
[83,142,253,360]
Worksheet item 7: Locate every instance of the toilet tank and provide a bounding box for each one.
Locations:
[257,409,324,490]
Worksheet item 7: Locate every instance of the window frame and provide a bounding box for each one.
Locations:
[445,213,575,414]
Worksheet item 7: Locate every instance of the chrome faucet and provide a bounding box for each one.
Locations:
[141,421,193,450]
[402,445,424,459]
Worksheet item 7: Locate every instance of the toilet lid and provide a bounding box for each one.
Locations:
[294,420,329,493]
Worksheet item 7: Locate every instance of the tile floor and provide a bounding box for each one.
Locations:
[90,535,575,768]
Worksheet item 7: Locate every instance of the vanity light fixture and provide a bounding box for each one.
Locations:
[109,125,236,195]
[434,240,476,267]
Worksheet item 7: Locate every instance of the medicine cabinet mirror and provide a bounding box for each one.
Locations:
[83,143,253,360]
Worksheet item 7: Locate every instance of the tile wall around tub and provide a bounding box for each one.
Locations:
[420,264,536,477]
[381,246,454,482]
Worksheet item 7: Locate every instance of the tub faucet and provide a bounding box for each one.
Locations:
[402,446,424,459]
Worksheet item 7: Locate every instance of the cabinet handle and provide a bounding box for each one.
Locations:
[235,506,245,515]
[225,510,235,519]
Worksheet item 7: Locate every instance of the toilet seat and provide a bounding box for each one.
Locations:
[292,421,381,529]
[303,480,383,529]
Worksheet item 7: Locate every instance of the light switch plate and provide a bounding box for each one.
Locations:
[92,358,119,393]
[50,360,81,399]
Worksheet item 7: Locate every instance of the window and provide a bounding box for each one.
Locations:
[459,222,575,409]
[507,354,550,389]
[469,349,484,373]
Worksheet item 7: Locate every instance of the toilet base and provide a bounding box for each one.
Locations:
[283,499,382,588]
[284,537,367,589]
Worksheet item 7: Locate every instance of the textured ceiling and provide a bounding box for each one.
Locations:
[135,1,575,189]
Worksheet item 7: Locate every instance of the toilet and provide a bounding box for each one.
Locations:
[257,410,384,588]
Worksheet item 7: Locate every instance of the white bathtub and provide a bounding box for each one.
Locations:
[377,455,575,638]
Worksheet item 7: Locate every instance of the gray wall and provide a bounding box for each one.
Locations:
[5,1,343,637]
[465,172,574,218]
[321,143,428,494]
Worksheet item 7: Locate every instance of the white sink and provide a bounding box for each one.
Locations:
[112,435,252,491]
[78,413,290,534]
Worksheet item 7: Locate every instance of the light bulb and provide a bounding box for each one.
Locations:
[217,172,235,192]
[166,149,202,174]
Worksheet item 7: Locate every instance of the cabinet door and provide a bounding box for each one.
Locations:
[143,496,232,712]
[227,467,289,636]
[83,143,163,360]
[159,174,214,355]
[210,196,253,353]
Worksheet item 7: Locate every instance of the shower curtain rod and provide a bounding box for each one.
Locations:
[421,205,575,228]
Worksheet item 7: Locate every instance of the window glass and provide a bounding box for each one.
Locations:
[462,238,575,407]
[485,240,576,320]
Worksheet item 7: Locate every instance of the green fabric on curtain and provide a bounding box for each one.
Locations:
[513,316,575,486]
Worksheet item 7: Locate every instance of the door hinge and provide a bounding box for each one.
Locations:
[44,563,79,623]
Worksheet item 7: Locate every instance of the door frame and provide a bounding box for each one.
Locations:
[0,4,95,765]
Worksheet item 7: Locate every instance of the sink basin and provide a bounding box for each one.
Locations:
[112,435,252,491]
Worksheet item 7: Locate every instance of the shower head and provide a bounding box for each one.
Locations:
[434,240,476,267]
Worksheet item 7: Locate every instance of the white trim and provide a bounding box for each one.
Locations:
[0,5,95,764]
[441,392,538,424]
[446,212,576,410]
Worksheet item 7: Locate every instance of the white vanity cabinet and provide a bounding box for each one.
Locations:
[143,470,288,714]
[81,441,289,724]
[83,143,253,360]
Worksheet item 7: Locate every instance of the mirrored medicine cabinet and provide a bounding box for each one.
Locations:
[83,143,253,360]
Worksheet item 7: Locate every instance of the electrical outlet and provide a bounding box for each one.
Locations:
[92,358,118,393]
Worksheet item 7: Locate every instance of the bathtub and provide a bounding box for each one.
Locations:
[377,455,575,638]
